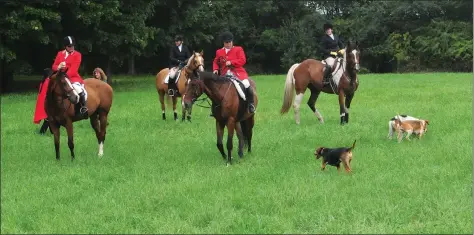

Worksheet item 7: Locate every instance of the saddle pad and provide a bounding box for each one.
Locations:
[230,78,246,101]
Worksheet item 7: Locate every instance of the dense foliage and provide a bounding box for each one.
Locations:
[1,0,472,91]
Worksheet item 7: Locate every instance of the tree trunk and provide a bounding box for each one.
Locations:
[106,58,112,84]
[127,55,135,75]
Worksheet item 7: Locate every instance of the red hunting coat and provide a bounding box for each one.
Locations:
[212,46,249,80]
[52,50,84,84]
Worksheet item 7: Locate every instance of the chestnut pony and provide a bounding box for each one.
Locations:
[183,71,258,166]
[280,41,361,125]
[45,69,113,160]
[155,51,204,121]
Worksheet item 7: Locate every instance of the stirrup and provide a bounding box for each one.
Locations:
[80,106,88,114]
[168,89,175,96]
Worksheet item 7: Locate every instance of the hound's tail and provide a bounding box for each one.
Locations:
[280,63,299,114]
[348,140,357,151]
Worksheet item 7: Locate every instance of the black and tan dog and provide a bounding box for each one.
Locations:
[314,140,356,173]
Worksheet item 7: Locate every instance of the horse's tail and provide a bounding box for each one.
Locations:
[280,63,299,114]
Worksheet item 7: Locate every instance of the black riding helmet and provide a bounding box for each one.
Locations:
[221,31,234,42]
[63,36,76,46]
[174,35,183,41]
[323,23,333,31]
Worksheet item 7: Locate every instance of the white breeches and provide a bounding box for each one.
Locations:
[241,78,250,88]
[325,57,336,67]
[165,67,179,83]
[72,82,85,94]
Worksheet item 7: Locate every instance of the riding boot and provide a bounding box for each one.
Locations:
[168,77,175,96]
[246,87,256,113]
[324,64,332,82]
[79,92,88,115]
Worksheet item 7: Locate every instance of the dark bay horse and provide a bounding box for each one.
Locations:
[45,69,113,160]
[280,41,361,125]
[155,51,204,121]
[183,71,258,166]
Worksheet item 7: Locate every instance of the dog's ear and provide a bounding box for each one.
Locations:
[425,120,429,125]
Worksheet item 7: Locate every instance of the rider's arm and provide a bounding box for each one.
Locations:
[51,51,62,71]
[212,50,220,72]
[228,47,246,67]
[65,52,81,78]
[169,47,180,64]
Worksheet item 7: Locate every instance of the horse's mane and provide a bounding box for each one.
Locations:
[186,54,195,67]
[196,71,231,84]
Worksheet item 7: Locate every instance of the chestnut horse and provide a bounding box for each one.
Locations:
[155,51,204,121]
[280,41,361,125]
[183,71,258,166]
[45,69,113,160]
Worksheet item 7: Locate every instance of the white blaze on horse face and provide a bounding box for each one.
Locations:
[352,49,360,70]
[197,55,204,71]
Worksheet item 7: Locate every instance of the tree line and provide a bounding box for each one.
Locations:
[1,0,472,91]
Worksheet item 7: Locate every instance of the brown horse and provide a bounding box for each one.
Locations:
[45,69,113,160]
[183,71,258,166]
[155,51,204,121]
[280,40,361,125]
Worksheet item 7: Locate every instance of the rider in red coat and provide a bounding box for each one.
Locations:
[212,31,255,113]
[51,36,88,114]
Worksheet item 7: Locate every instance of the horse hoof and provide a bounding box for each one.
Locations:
[226,162,230,167]
[98,153,103,158]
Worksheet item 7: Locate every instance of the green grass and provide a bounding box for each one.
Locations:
[1,73,472,234]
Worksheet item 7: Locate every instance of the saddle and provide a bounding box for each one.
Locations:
[225,75,247,101]
[168,67,184,96]
[322,57,342,85]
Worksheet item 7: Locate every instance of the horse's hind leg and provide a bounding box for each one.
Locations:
[172,96,178,121]
[159,92,166,120]
[235,122,244,158]
[97,111,108,157]
[225,119,236,166]
[49,121,61,160]
[65,120,75,161]
[216,120,227,160]
[307,84,324,123]
[90,113,100,145]
[338,90,348,125]
[247,116,254,153]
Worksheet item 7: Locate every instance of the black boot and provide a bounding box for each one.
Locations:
[79,92,88,115]
[246,87,256,113]
[167,78,176,96]
[323,64,332,83]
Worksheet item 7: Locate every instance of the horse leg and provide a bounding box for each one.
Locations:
[307,85,324,123]
[90,113,100,148]
[172,96,178,121]
[293,92,305,125]
[247,116,254,153]
[344,93,354,123]
[181,98,186,122]
[159,92,166,120]
[65,120,75,161]
[187,103,192,122]
[235,122,244,158]
[97,111,108,157]
[49,121,61,160]
[225,119,236,166]
[338,90,347,125]
[216,120,226,160]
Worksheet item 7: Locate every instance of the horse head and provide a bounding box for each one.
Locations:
[345,40,361,72]
[185,51,205,77]
[50,68,79,104]
[183,72,206,111]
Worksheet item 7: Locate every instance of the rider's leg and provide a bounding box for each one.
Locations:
[242,79,255,113]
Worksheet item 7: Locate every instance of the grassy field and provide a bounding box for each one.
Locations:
[1,73,472,234]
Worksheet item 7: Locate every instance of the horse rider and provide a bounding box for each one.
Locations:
[166,34,191,96]
[51,36,88,116]
[320,22,345,82]
[212,31,256,114]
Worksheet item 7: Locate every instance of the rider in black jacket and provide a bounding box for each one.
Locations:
[320,23,345,81]
[167,35,191,96]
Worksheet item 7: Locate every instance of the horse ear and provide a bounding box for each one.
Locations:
[355,40,360,47]
[200,50,203,55]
